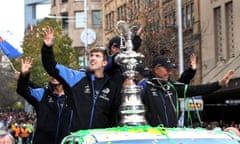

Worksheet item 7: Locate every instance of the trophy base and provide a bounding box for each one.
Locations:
[119,114,147,126]
[120,105,145,114]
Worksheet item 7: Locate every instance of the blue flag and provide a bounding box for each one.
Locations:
[0,36,22,58]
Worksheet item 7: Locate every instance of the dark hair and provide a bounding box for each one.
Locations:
[108,36,121,49]
[89,47,109,61]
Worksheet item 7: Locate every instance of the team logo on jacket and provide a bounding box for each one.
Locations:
[150,88,158,96]
[84,85,90,94]
[48,96,54,103]
[99,88,110,101]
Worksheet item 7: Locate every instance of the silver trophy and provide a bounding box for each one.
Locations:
[115,20,147,126]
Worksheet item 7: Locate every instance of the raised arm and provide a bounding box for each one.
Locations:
[20,56,33,76]
[42,26,55,47]
[41,26,86,87]
[16,57,39,109]
[219,69,235,87]
[183,69,235,96]
[178,54,197,84]
[41,26,58,76]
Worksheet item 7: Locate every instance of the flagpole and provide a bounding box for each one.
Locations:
[0,36,22,72]
[5,55,17,72]
[177,0,184,75]
[177,0,185,128]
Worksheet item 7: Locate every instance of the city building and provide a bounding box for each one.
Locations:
[50,0,103,66]
[199,0,240,123]
[200,0,240,83]
[24,0,51,29]
[103,0,201,82]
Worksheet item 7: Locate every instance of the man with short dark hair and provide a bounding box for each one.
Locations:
[41,26,121,133]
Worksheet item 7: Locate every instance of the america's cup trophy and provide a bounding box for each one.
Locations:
[114,20,147,126]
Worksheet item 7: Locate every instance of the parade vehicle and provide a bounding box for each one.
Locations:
[61,125,240,144]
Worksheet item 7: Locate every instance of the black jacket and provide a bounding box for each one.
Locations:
[178,68,196,84]
[16,74,73,144]
[105,53,125,88]
[143,77,221,127]
[41,43,121,132]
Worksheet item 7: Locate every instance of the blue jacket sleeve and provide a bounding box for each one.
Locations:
[41,43,86,87]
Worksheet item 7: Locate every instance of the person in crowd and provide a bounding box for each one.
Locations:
[143,55,235,127]
[0,130,15,144]
[224,127,240,137]
[210,121,222,131]
[20,124,28,144]
[41,26,121,132]
[26,120,34,144]
[16,56,74,144]
[12,123,19,144]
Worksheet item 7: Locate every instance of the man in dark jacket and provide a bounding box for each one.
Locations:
[41,26,121,132]
[105,26,143,88]
[16,57,73,144]
[144,55,234,127]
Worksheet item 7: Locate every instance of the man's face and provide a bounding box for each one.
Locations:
[153,66,172,81]
[89,51,107,71]
[110,46,120,55]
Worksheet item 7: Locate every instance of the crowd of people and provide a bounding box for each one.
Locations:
[0,109,36,144]
[0,25,238,143]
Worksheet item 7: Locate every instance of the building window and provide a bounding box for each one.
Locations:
[129,0,141,20]
[53,0,56,6]
[172,11,176,26]
[136,0,141,9]
[191,3,194,26]
[214,7,223,62]
[182,7,185,28]
[92,10,102,27]
[144,0,154,8]
[61,12,68,29]
[62,0,68,3]
[105,11,114,31]
[182,3,194,29]
[117,4,127,21]
[164,11,176,26]
[75,11,85,28]
[186,4,191,27]
[226,2,234,58]
[32,6,36,19]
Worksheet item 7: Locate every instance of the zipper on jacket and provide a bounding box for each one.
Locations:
[55,96,65,144]
[89,74,108,128]
[158,90,169,127]
[67,110,73,133]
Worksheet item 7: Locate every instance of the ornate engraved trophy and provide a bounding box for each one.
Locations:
[115,21,147,126]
